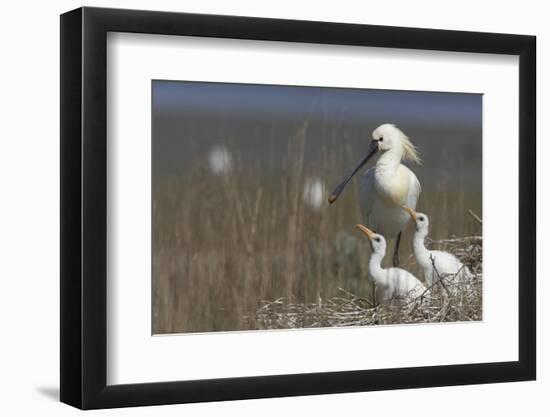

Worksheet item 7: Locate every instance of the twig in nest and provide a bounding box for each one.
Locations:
[429,253,451,296]
[468,209,483,224]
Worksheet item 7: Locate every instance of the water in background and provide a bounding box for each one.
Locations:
[153,81,481,193]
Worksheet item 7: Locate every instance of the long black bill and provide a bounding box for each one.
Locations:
[328,141,378,204]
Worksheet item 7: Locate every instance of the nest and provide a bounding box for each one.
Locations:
[248,235,483,329]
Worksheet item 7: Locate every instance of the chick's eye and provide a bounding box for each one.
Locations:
[419,217,424,222]
[379,137,384,142]
[375,237,380,242]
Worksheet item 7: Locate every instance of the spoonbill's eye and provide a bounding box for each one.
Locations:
[419,217,424,222]
[379,137,384,142]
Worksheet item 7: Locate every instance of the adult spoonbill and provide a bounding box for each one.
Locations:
[403,206,473,290]
[356,224,427,303]
[329,124,422,266]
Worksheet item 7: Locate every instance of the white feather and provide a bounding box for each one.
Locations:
[360,157,421,237]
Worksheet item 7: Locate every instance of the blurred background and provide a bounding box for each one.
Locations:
[152,80,482,334]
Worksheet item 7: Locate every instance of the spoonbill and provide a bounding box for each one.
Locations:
[356,224,427,303]
[329,124,422,266]
[403,206,473,290]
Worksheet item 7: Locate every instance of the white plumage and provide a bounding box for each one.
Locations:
[329,124,422,266]
[356,224,427,303]
[403,207,473,290]
[360,162,421,238]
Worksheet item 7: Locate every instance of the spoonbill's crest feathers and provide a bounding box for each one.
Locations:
[373,123,422,165]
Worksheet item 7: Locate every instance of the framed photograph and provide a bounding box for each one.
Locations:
[60,6,536,409]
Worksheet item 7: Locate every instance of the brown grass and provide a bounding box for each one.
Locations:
[152,124,482,334]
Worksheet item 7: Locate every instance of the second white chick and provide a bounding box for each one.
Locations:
[403,206,473,290]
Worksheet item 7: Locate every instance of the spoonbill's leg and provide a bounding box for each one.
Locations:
[392,232,402,267]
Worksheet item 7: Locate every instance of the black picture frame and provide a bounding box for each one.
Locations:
[60,6,536,410]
